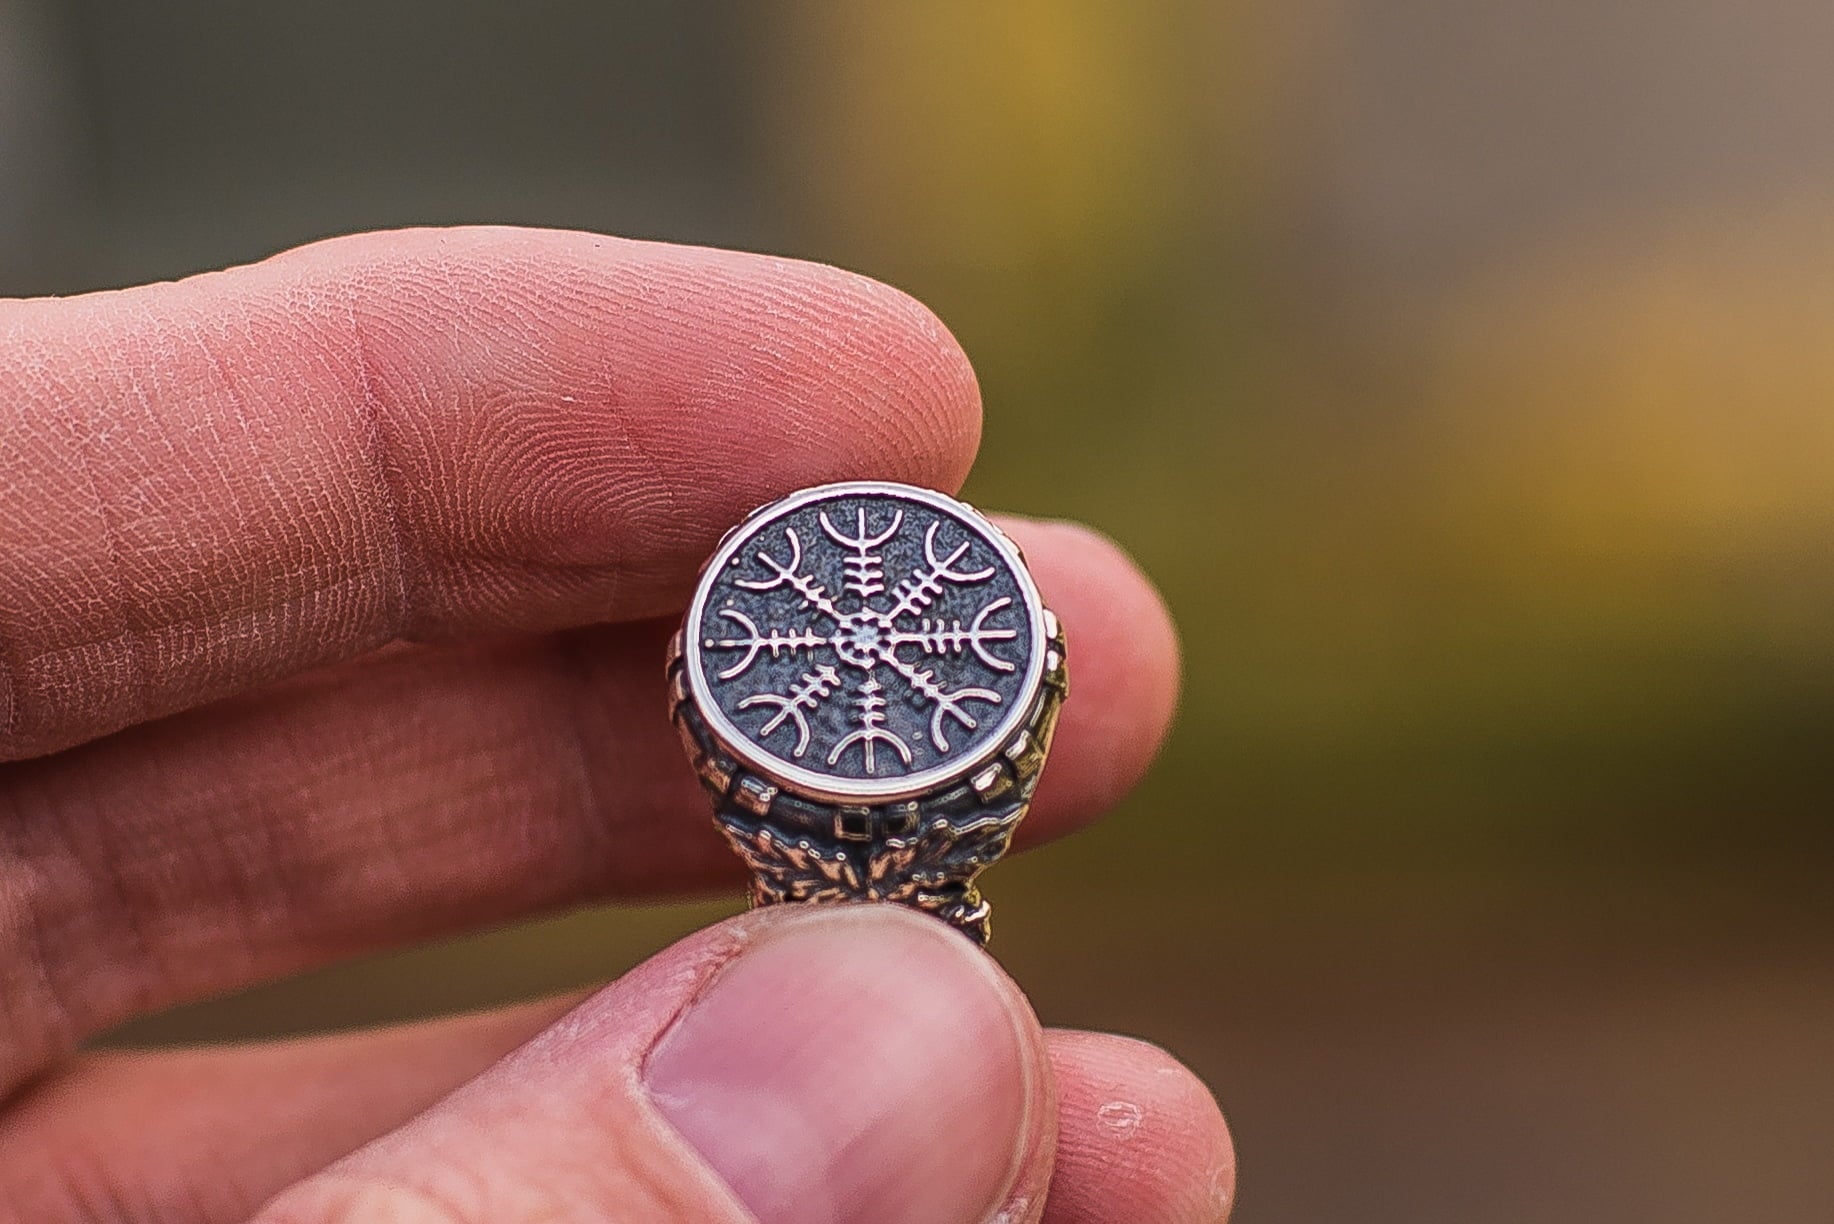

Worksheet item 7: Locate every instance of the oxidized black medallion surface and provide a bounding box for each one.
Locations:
[685,483,1045,801]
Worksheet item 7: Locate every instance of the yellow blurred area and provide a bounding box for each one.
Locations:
[1431,214,1834,551]
[772,2,1192,268]
[4,0,1828,1218]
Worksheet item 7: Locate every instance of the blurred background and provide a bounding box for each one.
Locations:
[5,1,1833,1220]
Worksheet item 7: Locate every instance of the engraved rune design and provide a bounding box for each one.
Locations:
[705,507,1020,773]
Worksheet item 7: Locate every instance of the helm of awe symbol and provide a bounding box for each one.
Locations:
[687,484,1045,799]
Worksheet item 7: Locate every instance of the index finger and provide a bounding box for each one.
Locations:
[0,227,981,760]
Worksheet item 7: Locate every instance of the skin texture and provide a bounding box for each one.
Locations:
[0,228,1231,1222]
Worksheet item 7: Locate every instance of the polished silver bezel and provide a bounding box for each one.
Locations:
[684,480,1049,804]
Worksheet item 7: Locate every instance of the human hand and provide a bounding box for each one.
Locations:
[0,228,1232,1223]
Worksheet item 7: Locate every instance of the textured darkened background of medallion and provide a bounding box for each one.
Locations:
[692,491,1035,784]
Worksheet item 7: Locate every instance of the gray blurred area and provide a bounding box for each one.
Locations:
[5,2,1833,1221]
[0,0,765,291]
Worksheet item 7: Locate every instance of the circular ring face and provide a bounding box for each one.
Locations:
[685,482,1048,802]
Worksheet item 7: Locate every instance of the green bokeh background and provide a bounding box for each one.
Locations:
[6,2,1832,1220]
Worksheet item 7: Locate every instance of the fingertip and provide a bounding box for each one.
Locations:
[739,252,985,495]
[286,226,985,500]
[327,228,984,608]
[998,516,1182,833]
[1044,1031,1235,1224]
[644,904,1050,1224]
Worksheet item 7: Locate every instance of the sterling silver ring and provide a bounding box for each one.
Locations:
[667,481,1068,944]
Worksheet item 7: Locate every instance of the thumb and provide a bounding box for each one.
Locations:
[254,905,1056,1224]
